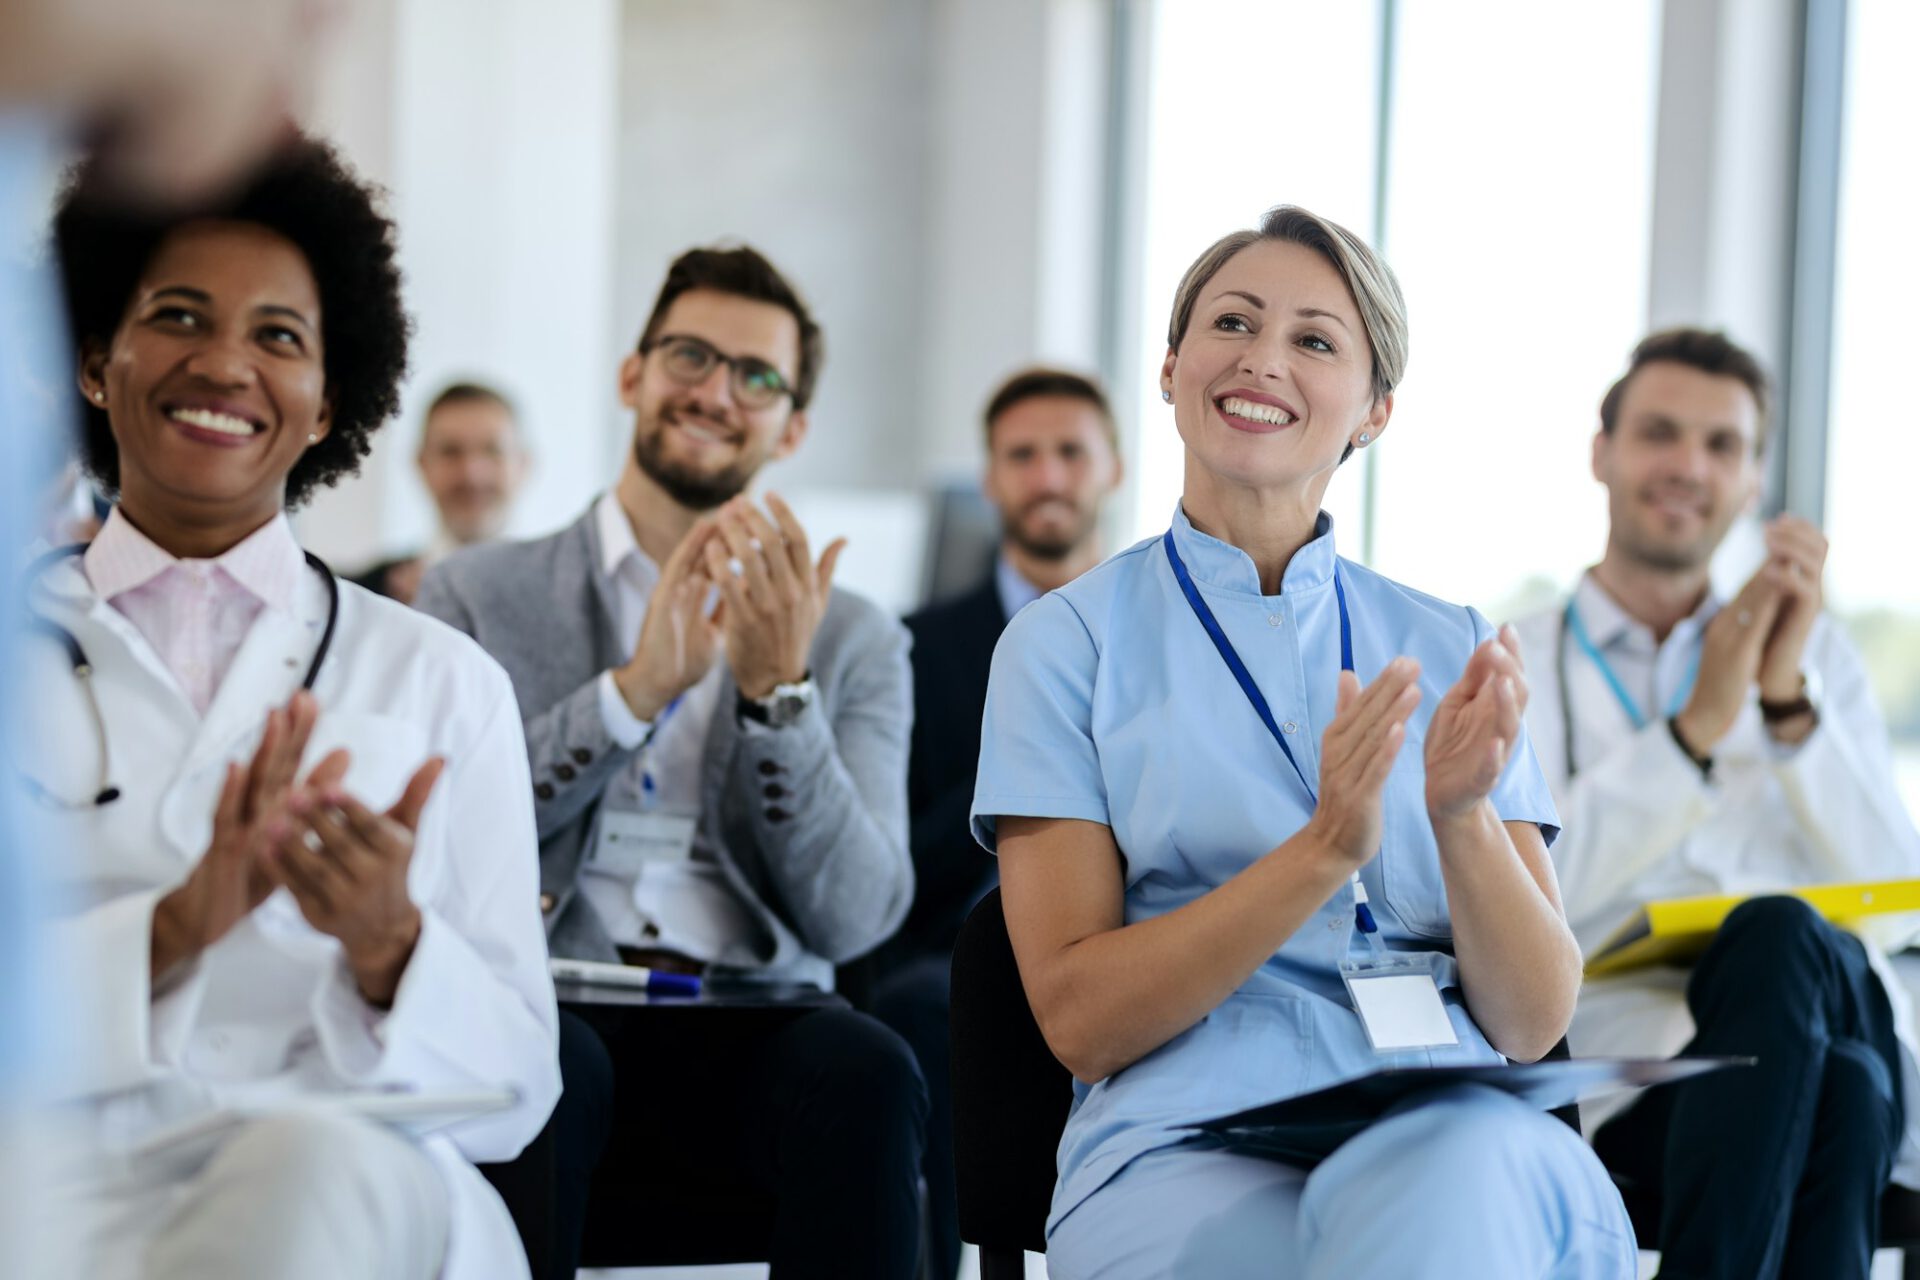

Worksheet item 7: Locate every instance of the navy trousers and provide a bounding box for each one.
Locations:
[1593,895,1905,1279]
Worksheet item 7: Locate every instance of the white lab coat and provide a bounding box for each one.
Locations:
[21,553,560,1279]
[1513,575,1920,1186]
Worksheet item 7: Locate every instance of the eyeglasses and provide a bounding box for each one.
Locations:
[641,334,795,410]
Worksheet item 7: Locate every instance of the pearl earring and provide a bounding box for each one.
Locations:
[92,390,105,404]
[307,433,319,445]
[1357,433,1372,445]
[1161,389,1173,403]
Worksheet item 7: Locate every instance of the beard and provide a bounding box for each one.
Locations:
[631,410,759,511]
[1612,489,1729,573]
[1004,497,1097,562]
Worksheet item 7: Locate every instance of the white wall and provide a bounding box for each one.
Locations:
[295,0,1111,582]
[301,0,621,569]
[615,0,934,492]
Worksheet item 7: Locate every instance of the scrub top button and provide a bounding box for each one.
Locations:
[1282,721,1298,734]
[1267,613,1282,628]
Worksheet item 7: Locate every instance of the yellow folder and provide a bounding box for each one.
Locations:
[1584,879,1920,977]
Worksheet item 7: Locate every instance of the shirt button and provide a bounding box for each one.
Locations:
[763,784,786,800]
[555,763,577,781]
[534,782,555,801]
[571,748,592,765]
[1328,918,1342,931]
[1268,613,1283,628]
[1282,721,1298,734]
[757,761,781,777]
[766,807,790,823]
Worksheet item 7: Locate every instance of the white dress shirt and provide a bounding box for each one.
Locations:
[25,533,560,1280]
[582,492,759,961]
[1513,570,1920,1184]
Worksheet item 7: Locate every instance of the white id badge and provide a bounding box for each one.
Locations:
[589,809,698,879]
[1340,953,1460,1052]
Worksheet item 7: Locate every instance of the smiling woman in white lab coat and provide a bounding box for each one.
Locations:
[22,137,559,1280]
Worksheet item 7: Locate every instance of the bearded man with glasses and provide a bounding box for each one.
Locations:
[418,245,925,1280]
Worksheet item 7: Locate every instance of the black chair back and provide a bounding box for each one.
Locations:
[950,887,1071,1261]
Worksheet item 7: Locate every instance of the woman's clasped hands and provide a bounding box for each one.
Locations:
[151,689,445,1009]
[1424,625,1530,822]
[1305,624,1532,867]
[1307,656,1422,868]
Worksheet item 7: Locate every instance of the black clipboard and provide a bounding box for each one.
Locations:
[1190,1055,1752,1169]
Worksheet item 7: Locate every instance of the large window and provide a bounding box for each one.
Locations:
[1125,0,1660,629]
[1370,1,1659,617]
[1125,1,1382,543]
[1827,0,1920,819]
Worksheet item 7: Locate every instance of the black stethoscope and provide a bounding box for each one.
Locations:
[21,542,340,809]
[1553,607,1585,780]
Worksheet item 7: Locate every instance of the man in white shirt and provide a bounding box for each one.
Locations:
[1512,328,1920,1278]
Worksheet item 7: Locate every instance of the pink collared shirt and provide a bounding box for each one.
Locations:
[84,508,305,715]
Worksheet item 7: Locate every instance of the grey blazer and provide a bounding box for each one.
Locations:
[415,504,915,988]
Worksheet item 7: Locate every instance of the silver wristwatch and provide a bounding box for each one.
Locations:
[738,676,815,729]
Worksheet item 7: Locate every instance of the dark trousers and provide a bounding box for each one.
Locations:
[874,954,959,1280]
[479,1008,614,1280]
[1593,895,1904,1279]
[576,1000,929,1280]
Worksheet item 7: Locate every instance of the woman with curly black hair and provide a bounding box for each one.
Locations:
[26,136,559,1280]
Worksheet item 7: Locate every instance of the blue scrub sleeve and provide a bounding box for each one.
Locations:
[970,593,1110,852]
[1470,606,1562,846]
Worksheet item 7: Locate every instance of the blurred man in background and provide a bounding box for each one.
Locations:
[874,366,1123,1280]
[1513,327,1920,1279]
[356,381,530,603]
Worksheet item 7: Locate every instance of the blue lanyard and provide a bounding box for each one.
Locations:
[1162,529,1378,935]
[1563,600,1698,730]
[639,694,684,808]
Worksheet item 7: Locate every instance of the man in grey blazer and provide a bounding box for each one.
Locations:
[418,245,925,1279]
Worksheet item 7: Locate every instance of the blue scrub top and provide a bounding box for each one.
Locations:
[971,505,1561,1232]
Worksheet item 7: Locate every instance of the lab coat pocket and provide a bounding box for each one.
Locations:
[302,711,432,812]
[253,711,433,942]
[1377,723,1453,940]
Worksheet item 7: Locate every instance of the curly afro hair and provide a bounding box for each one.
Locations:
[54,135,411,508]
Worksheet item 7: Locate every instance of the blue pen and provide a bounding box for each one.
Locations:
[549,957,702,996]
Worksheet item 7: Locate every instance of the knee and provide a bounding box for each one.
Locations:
[792,1010,930,1139]
[1717,895,1832,960]
[224,1111,438,1206]
[1818,1039,1900,1150]
[1344,1086,1595,1198]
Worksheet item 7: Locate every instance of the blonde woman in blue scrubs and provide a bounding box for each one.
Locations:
[972,206,1637,1279]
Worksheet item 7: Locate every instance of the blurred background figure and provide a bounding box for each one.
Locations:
[354,380,530,603]
[1,2,338,1275]
[874,366,1122,1280]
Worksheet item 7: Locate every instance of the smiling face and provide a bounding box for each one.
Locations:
[1160,238,1389,500]
[617,288,807,510]
[1592,360,1763,571]
[79,219,329,530]
[984,394,1121,560]
[419,397,526,544]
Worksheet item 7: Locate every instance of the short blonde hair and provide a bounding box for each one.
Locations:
[1165,205,1408,403]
